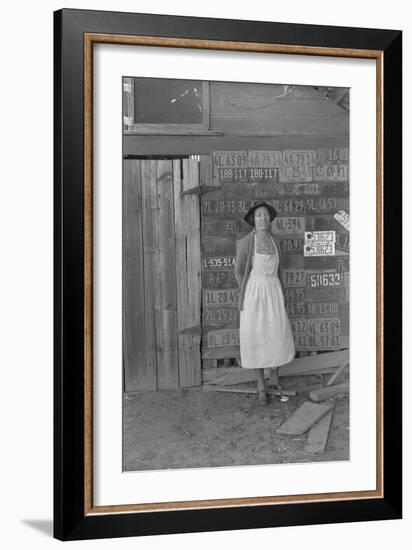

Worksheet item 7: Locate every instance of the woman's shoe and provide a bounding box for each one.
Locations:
[258,390,269,405]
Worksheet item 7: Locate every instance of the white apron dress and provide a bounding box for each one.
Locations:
[239,233,295,369]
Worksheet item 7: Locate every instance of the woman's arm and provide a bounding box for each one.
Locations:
[234,238,246,288]
[274,234,286,295]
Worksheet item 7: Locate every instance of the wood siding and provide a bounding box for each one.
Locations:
[123,159,201,391]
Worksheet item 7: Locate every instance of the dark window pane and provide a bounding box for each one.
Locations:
[133,78,203,124]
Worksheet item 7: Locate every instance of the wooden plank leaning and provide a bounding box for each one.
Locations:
[304,404,335,454]
[276,401,333,435]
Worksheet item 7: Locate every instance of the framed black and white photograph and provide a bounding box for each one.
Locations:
[121,76,350,472]
[54,8,402,541]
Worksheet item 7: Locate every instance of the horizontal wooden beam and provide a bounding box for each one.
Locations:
[202,384,296,396]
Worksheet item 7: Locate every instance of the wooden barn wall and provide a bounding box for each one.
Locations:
[123,159,201,391]
[209,82,348,135]
[123,81,349,371]
[124,135,348,157]
[124,82,348,156]
[200,147,349,361]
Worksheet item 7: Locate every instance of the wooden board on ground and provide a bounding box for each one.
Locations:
[309,382,349,402]
[203,384,296,396]
[201,367,241,383]
[295,383,324,394]
[304,405,335,454]
[209,369,256,385]
[277,401,333,435]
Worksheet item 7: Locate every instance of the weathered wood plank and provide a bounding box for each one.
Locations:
[210,368,273,386]
[277,401,333,435]
[182,157,200,193]
[174,160,202,387]
[295,383,324,394]
[201,366,241,383]
[199,155,218,190]
[277,350,349,377]
[123,135,349,158]
[326,362,349,387]
[155,160,179,389]
[123,160,155,391]
[122,77,134,131]
[201,353,342,384]
[201,346,239,360]
[309,382,349,402]
[210,370,255,386]
[140,161,159,390]
[123,310,146,388]
[203,384,296,396]
[304,406,334,454]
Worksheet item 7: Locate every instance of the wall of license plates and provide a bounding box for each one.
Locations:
[201,148,350,359]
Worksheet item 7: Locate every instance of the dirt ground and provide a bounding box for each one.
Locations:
[123,375,349,471]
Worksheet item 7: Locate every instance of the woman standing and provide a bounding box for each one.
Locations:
[234,201,295,405]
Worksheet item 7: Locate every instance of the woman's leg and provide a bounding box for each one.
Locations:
[271,367,282,390]
[255,369,268,404]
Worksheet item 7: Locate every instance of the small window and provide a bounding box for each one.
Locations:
[123,77,209,133]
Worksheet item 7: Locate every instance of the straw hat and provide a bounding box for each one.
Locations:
[243,201,276,226]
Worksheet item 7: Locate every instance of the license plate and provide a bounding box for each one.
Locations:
[272,217,305,234]
[213,151,248,168]
[201,270,237,289]
[203,307,239,324]
[333,210,350,231]
[216,167,279,183]
[284,287,305,301]
[206,329,240,348]
[290,318,307,334]
[307,271,343,288]
[307,318,341,335]
[248,150,283,167]
[306,302,340,316]
[202,256,236,270]
[201,236,235,256]
[286,302,307,316]
[203,289,239,307]
[278,238,304,254]
[278,166,313,183]
[305,197,349,213]
[202,218,248,235]
[316,148,349,164]
[293,334,343,349]
[283,150,316,167]
[202,199,252,216]
[282,270,305,287]
[314,164,349,181]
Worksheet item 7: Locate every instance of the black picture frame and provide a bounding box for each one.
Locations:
[54,8,402,541]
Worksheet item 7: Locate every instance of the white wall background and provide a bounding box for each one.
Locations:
[0,1,408,548]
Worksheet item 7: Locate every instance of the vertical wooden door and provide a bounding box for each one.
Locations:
[123,159,201,391]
